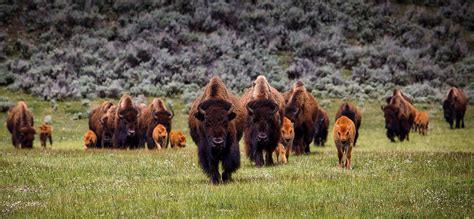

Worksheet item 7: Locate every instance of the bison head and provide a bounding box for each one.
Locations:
[442,99,454,127]
[247,99,279,143]
[381,105,400,134]
[285,89,305,122]
[18,126,36,148]
[101,106,116,142]
[281,117,293,144]
[118,107,140,137]
[195,99,236,149]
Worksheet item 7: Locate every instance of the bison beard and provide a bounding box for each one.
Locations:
[191,99,240,184]
[244,99,280,167]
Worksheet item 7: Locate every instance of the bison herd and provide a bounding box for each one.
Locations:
[5,76,469,184]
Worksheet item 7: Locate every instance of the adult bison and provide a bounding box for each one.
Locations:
[335,102,362,146]
[442,87,467,129]
[100,105,117,148]
[7,101,36,148]
[240,75,285,166]
[138,98,174,149]
[313,108,329,146]
[114,95,141,149]
[188,76,244,184]
[89,101,114,148]
[381,91,417,142]
[284,81,318,155]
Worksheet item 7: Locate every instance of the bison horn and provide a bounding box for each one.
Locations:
[270,101,279,114]
[198,104,206,116]
[246,102,255,114]
[227,103,235,115]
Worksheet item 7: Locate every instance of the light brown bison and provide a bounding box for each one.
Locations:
[89,101,114,148]
[335,102,362,146]
[83,130,97,149]
[381,90,417,142]
[333,116,356,169]
[169,130,186,148]
[284,81,318,155]
[240,75,285,166]
[443,87,467,129]
[39,124,53,148]
[275,143,288,164]
[152,124,168,150]
[188,76,244,184]
[314,108,329,146]
[138,98,174,149]
[7,101,36,148]
[280,116,294,161]
[114,95,141,149]
[414,111,429,135]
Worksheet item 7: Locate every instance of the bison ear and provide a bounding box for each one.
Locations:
[194,112,205,121]
[228,112,236,121]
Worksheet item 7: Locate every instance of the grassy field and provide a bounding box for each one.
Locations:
[0,87,473,217]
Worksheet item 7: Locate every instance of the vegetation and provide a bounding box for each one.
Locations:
[0,88,472,217]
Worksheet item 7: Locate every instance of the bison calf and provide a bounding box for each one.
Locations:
[335,102,361,146]
[39,124,53,148]
[83,130,97,150]
[333,116,356,169]
[152,124,168,150]
[275,143,288,164]
[280,117,294,161]
[7,101,36,148]
[169,130,186,148]
[415,111,429,135]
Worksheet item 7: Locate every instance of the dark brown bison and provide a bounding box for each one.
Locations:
[443,87,467,129]
[138,98,174,149]
[188,76,244,184]
[335,102,362,146]
[7,101,36,148]
[89,101,114,148]
[284,81,318,155]
[240,75,285,166]
[100,105,117,148]
[314,108,329,146]
[381,91,417,142]
[114,95,141,149]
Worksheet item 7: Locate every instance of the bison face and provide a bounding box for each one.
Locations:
[19,127,36,148]
[335,126,351,145]
[247,100,279,143]
[195,99,236,149]
[442,99,454,125]
[381,105,399,133]
[118,108,140,137]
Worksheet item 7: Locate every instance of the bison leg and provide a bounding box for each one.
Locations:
[208,158,221,184]
[49,135,53,146]
[337,146,343,168]
[254,150,264,167]
[346,145,353,169]
[455,117,461,129]
[222,142,240,183]
[265,150,274,166]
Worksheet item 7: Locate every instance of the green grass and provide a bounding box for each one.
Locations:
[0,87,473,217]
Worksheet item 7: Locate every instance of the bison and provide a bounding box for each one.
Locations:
[83,130,97,150]
[152,124,168,150]
[280,117,294,161]
[284,81,318,155]
[275,143,288,164]
[335,102,362,146]
[381,91,417,142]
[39,124,53,148]
[442,87,467,129]
[114,95,141,149]
[188,76,244,184]
[138,98,174,149]
[240,75,285,166]
[7,101,36,148]
[100,105,117,148]
[169,130,186,148]
[89,101,114,148]
[313,108,329,146]
[333,116,356,169]
[414,111,429,135]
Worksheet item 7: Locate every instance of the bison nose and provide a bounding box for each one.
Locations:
[128,130,136,136]
[284,138,292,142]
[257,133,268,141]
[212,137,224,145]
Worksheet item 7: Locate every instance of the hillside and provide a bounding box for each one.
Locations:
[0,0,473,104]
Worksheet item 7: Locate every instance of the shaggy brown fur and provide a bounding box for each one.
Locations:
[89,101,114,148]
[314,108,329,146]
[7,101,36,148]
[284,81,318,155]
[280,117,294,160]
[188,76,244,184]
[415,111,429,135]
[39,124,53,148]
[138,98,174,149]
[240,75,285,166]
[99,105,116,148]
[83,130,97,149]
[381,91,417,142]
[114,95,141,149]
[335,102,362,146]
[333,116,356,169]
[443,87,467,129]
[152,124,168,150]
[169,130,186,148]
